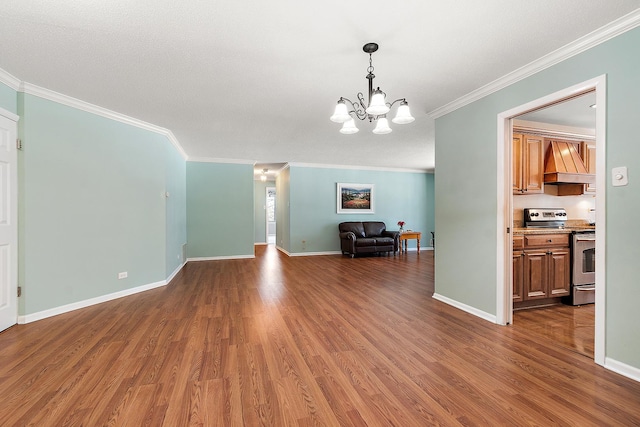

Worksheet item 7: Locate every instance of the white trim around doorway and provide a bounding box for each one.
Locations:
[496,75,607,366]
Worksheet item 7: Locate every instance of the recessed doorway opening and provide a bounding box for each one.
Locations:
[496,75,606,366]
[266,187,276,245]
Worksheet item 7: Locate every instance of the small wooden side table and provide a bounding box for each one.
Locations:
[399,231,421,253]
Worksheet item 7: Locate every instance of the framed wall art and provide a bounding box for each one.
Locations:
[337,183,374,214]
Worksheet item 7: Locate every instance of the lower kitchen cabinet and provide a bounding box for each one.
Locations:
[524,250,547,299]
[547,248,571,297]
[514,233,570,308]
[512,236,524,303]
[523,248,570,299]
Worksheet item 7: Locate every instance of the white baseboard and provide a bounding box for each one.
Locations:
[403,247,434,252]
[167,261,186,284]
[18,280,167,324]
[276,246,290,256]
[432,293,497,324]
[605,357,640,383]
[187,254,255,261]
[254,242,268,246]
[289,250,342,257]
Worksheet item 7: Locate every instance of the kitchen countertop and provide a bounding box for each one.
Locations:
[513,226,595,235]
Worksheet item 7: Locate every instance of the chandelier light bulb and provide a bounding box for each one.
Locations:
[372,117,392,134]
[366,88,390,116]
[330,100,351,123]
[339,117,359,134]
[392,101,415,124]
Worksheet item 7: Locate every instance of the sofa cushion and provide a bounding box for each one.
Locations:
[375,237,394,246]
[339,222,366,238]
[355,237,377,247]
[363,221,386,237]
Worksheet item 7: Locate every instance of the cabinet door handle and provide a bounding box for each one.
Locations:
[547,239,552,242]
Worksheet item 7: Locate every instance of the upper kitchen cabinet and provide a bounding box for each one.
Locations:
[513,133,544,195]
[581,141,596,193]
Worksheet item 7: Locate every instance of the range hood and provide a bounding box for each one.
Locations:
[544,140,595,185]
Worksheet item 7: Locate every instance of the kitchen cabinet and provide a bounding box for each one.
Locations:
[512,236,524,303]
[513,133,544,194]
[513,233,570,308]
[581,141,596,193]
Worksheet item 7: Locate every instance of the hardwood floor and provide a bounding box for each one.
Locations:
[513,304,595,359]
[1,246,639,426]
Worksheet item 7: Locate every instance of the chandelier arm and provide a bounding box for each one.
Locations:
[386,98,407,109]
[342,96,368,121]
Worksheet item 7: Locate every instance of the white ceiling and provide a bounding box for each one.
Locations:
[517,92,597,130]
[1,2,637,172]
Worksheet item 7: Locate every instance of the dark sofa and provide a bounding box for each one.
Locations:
[338,221,399,257]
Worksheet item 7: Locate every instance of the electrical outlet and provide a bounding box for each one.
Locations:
[118,272,128,279]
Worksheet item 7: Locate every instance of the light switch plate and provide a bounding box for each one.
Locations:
[612,166,628,186]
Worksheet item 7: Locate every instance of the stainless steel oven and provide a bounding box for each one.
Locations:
[571,231,595,305]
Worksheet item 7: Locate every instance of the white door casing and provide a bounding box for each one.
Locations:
[0,110,18,332]
[496,75,606,366]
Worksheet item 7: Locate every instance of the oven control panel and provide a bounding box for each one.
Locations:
[524,208,567,222]
[524,208,568,228]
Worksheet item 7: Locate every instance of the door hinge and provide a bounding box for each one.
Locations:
[17,286,22,297]
[507,227,510,234]
[16,139,23,150]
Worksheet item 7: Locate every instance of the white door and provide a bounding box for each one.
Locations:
[0,113,18,332]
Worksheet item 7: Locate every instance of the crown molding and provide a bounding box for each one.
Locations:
[0,68,20,91]
[20,82,188,159]
[0,106,19,122]
[512,119,595,140]
[187,157,255,165]
[287,162,431,173]
[428,8,640,119]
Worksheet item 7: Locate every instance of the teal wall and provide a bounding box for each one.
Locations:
[18,93,186,316]
[435,27,640,368]
[288,165,434,254]
[0,82,17,114]
[186,162,254,258]
[254,180,275,244]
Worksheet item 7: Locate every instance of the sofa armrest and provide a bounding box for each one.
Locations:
[339,231,357,255]
[339,231,356,240]
[382,230,400,251]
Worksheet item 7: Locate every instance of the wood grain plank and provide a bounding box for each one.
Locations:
[1,247,639,426]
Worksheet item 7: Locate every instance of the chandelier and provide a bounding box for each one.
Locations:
[330,42,415,134]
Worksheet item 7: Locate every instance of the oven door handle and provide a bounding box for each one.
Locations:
[575,237,596,242]
[575,286,596,291]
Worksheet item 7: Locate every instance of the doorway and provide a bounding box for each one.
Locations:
[496,76,606,366]
[0,109,18,332]
[266,187,276,244]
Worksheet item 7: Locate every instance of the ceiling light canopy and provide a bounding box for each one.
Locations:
[330,43,415,134]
